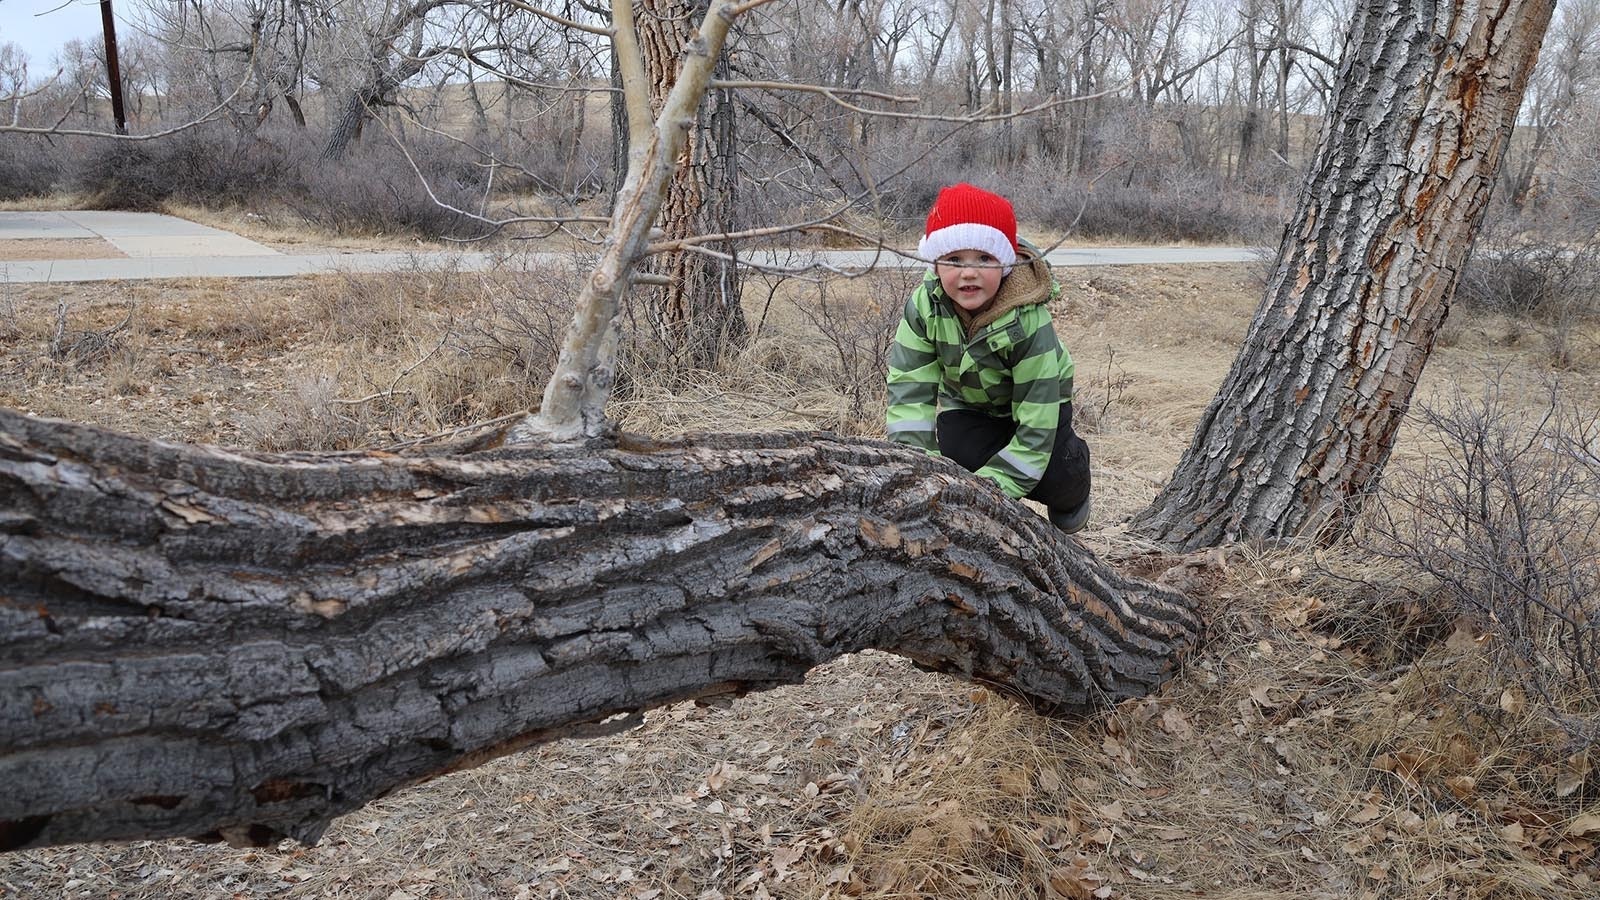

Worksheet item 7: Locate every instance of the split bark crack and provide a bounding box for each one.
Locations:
[0,409,1198,851]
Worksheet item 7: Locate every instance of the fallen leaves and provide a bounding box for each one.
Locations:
[1048,856,1112,899]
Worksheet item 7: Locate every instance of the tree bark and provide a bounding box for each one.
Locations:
[524,0,742,442]
[0,409,1198,852]
[1131,0,1556,550]
[636,0,748,369]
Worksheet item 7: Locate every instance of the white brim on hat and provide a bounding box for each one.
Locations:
[918,222,1017,275]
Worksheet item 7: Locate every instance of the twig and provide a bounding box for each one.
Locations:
[484,0,612,35]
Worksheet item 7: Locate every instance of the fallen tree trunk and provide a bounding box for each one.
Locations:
[0,409,1198,851]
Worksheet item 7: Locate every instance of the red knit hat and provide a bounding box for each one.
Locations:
[918,183,1019,274]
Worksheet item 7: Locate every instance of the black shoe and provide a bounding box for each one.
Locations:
[1049,498,1091,534]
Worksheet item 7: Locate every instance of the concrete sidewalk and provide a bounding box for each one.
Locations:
[1,251,504,283]
[0,211,1261,284]
[2,210,281,259]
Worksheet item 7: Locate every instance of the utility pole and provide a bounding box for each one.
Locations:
[98,0,127,133]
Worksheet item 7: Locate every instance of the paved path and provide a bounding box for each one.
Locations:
[2,210,281,259]
[0,211,1261,284]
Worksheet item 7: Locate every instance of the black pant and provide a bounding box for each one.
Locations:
[936,403,1091,512]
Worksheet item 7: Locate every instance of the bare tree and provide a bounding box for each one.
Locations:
[1501,0,1600,208]
[1133,0,1559,549]
[320,0,458,159]
[631,0,748,368]
[0,42,30,124]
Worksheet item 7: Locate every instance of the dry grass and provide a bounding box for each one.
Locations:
[3,260,1600,898]
[0,194,94,212]
[158,202,463,254]
[0,238,124,261]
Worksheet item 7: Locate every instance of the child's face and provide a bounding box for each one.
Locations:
[935,249,1005,313]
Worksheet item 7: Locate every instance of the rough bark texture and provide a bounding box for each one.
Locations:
[637,0,748,368]
[1132,0,1556,550]
[0,409,1198,852]
[523,0,741,441]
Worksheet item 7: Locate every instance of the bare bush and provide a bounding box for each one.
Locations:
[786,268,914,424]
[0,135,66,200]
[1011,165,1287,244]
[1358,379,1600,748]
[237,373,374,451]
[48,300,135,367]
[452,252,588,394]
[293,136,493,239]
[279,263,568,441]
[1072,347,1134,434]
[67,126,493,239]
[1456,226,1600,367]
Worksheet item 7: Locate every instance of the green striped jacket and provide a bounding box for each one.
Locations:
[885,251,1074,499]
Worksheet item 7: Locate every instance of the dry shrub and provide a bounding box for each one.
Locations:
[1072,348,1134,435]
[68,126,491,240]
[1457,229,1600,369]
[451,253,588,396]
[232,255,589,450]
[0,135,66,201]
[238,374,374,451]
[608,265,914,439]
[1338,637,1600,892]
[48,300,136,368]
[1357,378,1600,746]
[784,268,912,426]
[1010,165,1286,245]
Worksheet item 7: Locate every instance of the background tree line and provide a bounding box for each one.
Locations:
[3,0,1578,236]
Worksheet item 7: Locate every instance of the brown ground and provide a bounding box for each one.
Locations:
[0,238,126,260]
[1,260,1598,899]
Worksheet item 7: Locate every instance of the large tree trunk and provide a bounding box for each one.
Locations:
[0,409,1198,852]
[321,90,369,160]
[635,0,747,369]
[1131,0,1556,550]
[319,9,436,162]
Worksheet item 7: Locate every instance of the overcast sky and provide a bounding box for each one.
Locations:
[1,0,114,73]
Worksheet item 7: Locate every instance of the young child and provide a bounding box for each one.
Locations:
[885,183,1092,533]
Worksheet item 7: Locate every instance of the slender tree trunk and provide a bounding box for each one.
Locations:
[464,61,490,142]
[610,53,629,197]
[283,94,307,128]
[563,60,588,197]
[999,0,1016,168]
[0,410,1199,851]
[636,0,747,369]
[1274,0,1292,159]
[1132,0,1557,550]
